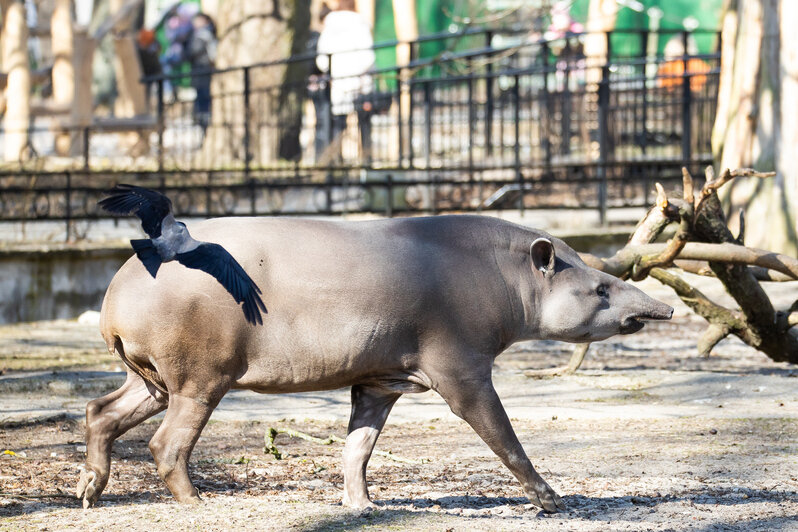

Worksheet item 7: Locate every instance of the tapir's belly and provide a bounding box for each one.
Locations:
[229,316,427,394]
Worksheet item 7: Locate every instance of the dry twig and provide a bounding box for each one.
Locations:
[264,427,429,465]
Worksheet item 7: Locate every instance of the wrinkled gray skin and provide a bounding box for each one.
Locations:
[77,215,672,512]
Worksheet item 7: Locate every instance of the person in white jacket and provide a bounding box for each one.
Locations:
[315,0,376,161]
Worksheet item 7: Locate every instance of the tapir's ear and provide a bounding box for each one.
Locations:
[530,238,556,277]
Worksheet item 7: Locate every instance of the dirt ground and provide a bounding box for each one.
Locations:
[1,300,798,530]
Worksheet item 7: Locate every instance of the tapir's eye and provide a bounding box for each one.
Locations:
[596,284,609,298]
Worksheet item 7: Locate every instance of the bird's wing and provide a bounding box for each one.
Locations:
[98,184,173,238]
[176,243,267,325]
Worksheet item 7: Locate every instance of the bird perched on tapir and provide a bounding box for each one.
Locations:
[98,184,266,324]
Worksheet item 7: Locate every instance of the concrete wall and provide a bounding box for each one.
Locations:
[0,226,633,324]
[0,245,131,324]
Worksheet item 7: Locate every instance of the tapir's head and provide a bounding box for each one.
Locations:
[526,237,673,342]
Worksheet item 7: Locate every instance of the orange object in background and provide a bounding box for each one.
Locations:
[657,58,711,92]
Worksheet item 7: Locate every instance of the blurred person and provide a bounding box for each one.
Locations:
[161,4,197,101]
[315,0,375,162]
[186,12,217,134]
[136,29,163,110]
[307,27,329,162]
[657,36,710,92]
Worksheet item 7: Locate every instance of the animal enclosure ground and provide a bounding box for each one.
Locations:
[1,305,798,531]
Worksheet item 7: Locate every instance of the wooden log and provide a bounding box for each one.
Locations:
[52,0,76,155]
[109,0,149,154]
[2,0,31,163]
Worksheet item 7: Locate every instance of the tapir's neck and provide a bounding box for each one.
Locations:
[491,232,542,351]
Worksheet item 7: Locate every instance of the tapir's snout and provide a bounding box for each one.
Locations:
[620,298,673,334]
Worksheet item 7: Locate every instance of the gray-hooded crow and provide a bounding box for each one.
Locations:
[99,184,266,325]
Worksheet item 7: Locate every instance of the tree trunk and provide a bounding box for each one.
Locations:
[203,0,299,167]
[2,0,31,163]
[584,0,617,86]
[277,0,311,161]
[712,0,798,255]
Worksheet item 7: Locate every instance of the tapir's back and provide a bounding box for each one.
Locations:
[100,216,525,392]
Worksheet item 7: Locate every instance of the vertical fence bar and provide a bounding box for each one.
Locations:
[640,31,650,205]
[597,32,611,226]
[484,30,494,157]
[64,171,71,242]
[206,171,212,217]
[541,40,551,177]
[560,40,572,156]
[157,78,164,172]
[513,74,523,216]
[424,81,432,169]
[385,173,393,217]
[82,127,89,170]
[681,30,692,167]
[408,80,415,168]
[243,67,252,173]
[467,62,475,184]
[396,65,404,167]
[242,67,256,215]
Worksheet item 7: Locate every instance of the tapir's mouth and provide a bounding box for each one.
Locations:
[620,307,674,334]
[619,317,646,334]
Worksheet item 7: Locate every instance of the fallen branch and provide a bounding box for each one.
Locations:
[524,343,590,378]
[696,167,776,214]
[648,268,757,348]
[586,242,798,280]
[264,427,429,465]
[673,260,795,282]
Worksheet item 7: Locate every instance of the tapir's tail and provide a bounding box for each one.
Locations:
[130,239,162,278]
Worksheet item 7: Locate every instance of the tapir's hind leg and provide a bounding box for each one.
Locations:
[148,391,225,503]
[434,375,566,513]
[342,385,401,509]
[77,370,168,508]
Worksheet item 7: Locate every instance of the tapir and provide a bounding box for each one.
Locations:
[77,215,673,512]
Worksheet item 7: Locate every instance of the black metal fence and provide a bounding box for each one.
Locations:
[0,28,719,236]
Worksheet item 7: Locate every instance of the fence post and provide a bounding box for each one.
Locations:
[513,74,523,216]
[597,32,611,226]
[157,78,164,172]
[681,30,692,168]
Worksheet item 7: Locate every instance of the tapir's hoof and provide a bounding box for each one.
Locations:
[342,496,377,511]
[76,470,98,509]
[528,482,566,513]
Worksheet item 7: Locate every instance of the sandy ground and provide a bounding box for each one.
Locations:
[1,278,798,531]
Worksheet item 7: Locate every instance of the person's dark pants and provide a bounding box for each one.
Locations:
[193,78,211,134]
[311,91,331,162]
[356,109,373,163]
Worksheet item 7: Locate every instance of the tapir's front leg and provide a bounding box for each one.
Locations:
[342,385,401,509]
[434,373,566,513]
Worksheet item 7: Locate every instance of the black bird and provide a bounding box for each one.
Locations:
[99,184,266,325]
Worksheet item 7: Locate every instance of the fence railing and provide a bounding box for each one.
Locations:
[0,28,720,236]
